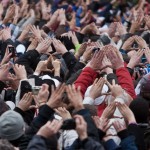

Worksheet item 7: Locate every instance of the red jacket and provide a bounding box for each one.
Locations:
[75,66,136,117]
[116,67,136,99]
[75,67,98,97]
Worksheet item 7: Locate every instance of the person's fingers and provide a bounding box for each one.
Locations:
[51,85,55,94]
[97,78,105,87]
[77,86,81,93]
[22,93,28,101]
[105,80,112,90]
[59,83,66,94]
[41,84,49,92]
[93,78,98,86]
[29,105,38,109]
[26,92,32,102]
[103,119,111,130]
[92,117,99,127]
[72,84,76,93]
[54,108,60,114]
[112,79,116,86]
[55,120,63,131]
[137,49,144,57]
[75,116,81,126]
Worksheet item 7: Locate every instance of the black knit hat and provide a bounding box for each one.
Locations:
[140,74,150,101]
[129,97,149,123]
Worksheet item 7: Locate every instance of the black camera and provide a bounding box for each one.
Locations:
[61,119,76,130]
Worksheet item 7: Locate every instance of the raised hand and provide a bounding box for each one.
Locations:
[17,92,36,111]
[89,78,105,99]
[47,84,65,109]
[41,0,51,20]
[52,39,67,55]
[0,63,12,82]
[36,38,51,54]
[101,55,112,74]
[13,5,19,24]
[134,36,147,49]
[33,84,49,108]
[127,49,144,69]
[81,46,94,63]
[81,22,100,35]
[13,64,27,80]
[52,59,61,71]
[68,31,79,46]
[116,102,136,124]
[27,38,38,51]
[75,43,87,59]
[116,22,127,36]
[129,9,144,34]
[93,116,111,132]
[144,47,150,64]
[57,8,66,25]
[37,120,62,138]
[52,59,61,76]
[30,25,42,41]
[1,46,12,65]
[74,115,88,140]
[3,4,15,23]
[18,25,31,42]
[86,50,105,70]
[54,107,72,120]
[105,45,124,69]
[66,84,83,111]
[2,28,11,41]
[101,102,116,119]
[113,120,126,133]
[121,36,135,51]
[106,79,124,98]
[108,22,117,38]
[144,15,150,29]
[35,60,52,75]
[46,9,59,30]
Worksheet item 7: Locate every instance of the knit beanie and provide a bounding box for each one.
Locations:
[129,97,149,123]
[0,110,25,141]
[135,73,150,101]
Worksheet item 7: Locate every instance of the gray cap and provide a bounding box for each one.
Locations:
[0,110,25,141]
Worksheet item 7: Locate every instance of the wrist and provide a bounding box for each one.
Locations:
[39,102,46,107]
[128,118,136,124]
[89,94,96,100]
[36,48,42,54]
[79,133,88,141]
[80,56,87,64]
[34,70,41,75]
[115,64,124,70]
[105,68,113,74]
[127,63,134,69]
[46,102,55,109]
[121,46,127,51]
[17,105,26,112]
[75,53,80,59]
[54,67,60,72]
[74,104,84,111]
[19,77,27,80]
[2,18,9,24]
[61,50,67,55]
[18,35,25,42]
[54,70,60,77]
[60,20,66,25]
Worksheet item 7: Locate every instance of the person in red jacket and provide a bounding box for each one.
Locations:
[75,45,136,116]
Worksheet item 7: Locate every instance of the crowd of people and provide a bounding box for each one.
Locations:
[0,0,150,149]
